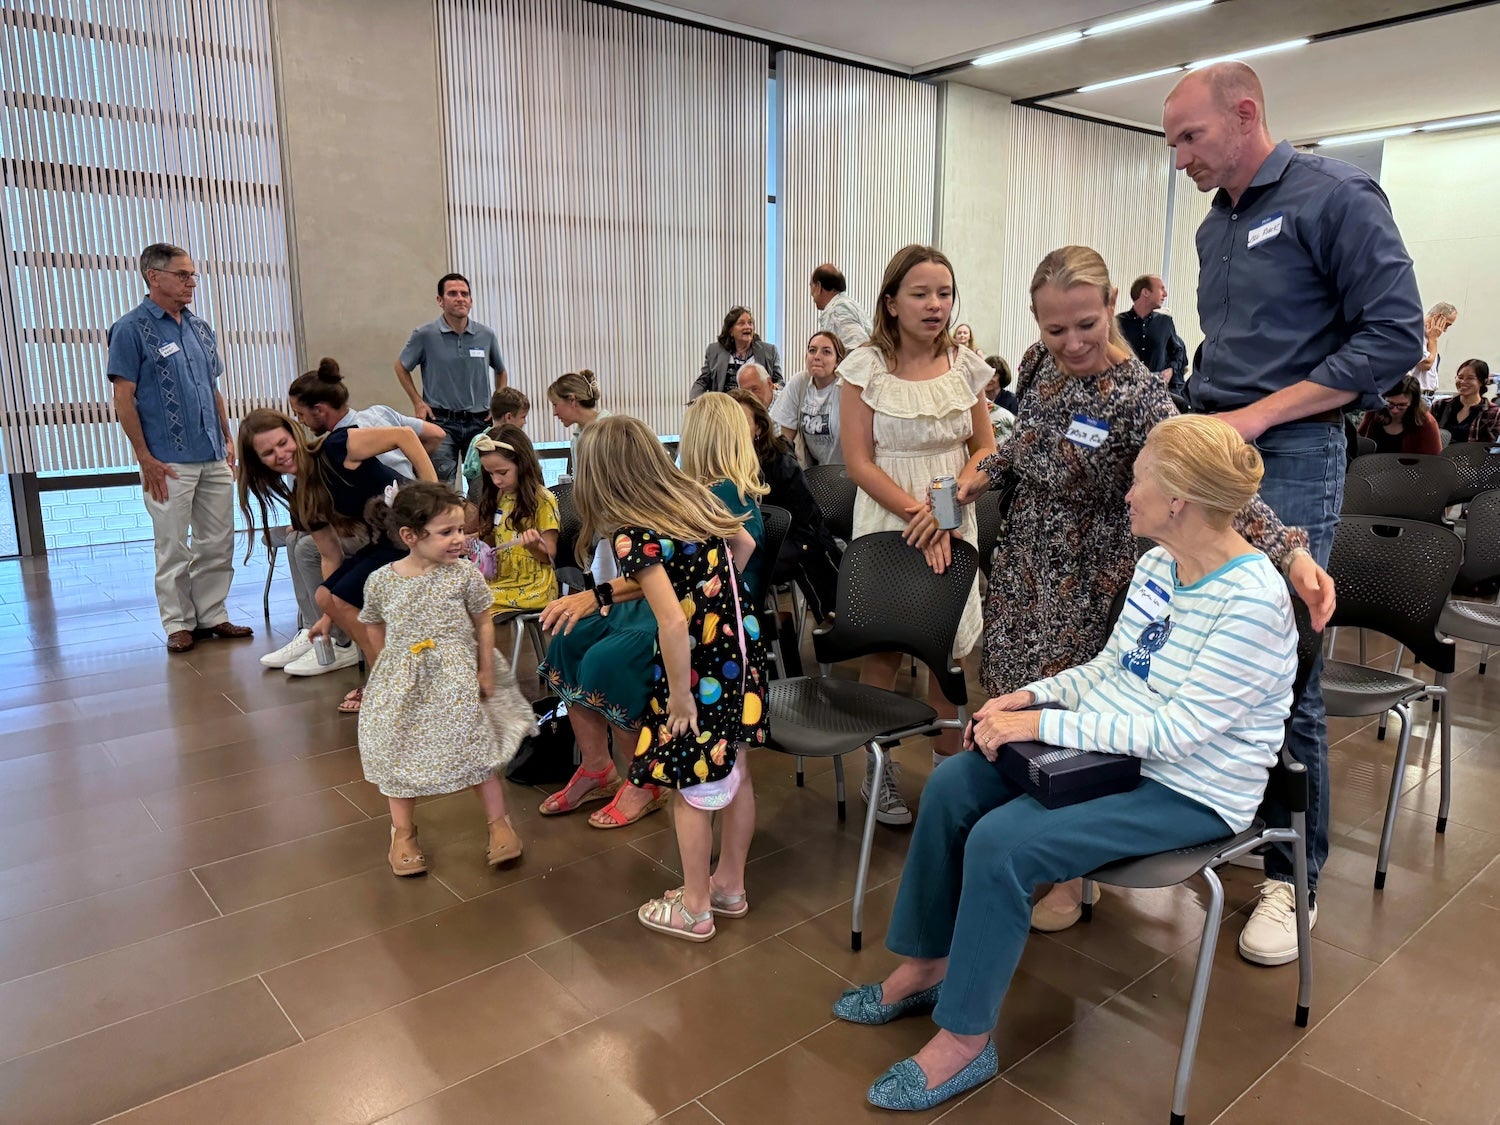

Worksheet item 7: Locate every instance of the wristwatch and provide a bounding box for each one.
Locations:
[593,581,615,609]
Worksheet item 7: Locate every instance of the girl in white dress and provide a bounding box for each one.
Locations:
[839,245,996,824]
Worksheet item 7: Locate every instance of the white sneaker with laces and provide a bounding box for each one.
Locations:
[1238,879,1317,966]
[284,640,362,677]
[260,629,312,669]
[859,755,912,826]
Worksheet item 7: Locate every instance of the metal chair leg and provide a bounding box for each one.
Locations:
[1481,644,1489,675]
[1169,866,1226,1125]
[1292,809,1313,1027]
[795,757,805,786]
[509,620,524,674]
[1437,672,1452,833]
[263,544,277,620]
[1376,703,1412,889]
[833,754,847,822]
[1358,628,1367,665]
[1080,877,1095,923]
[851,741,885,951]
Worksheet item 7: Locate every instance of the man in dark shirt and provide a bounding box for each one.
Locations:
[1164,63,1423,967]
[1117,274,1187,394]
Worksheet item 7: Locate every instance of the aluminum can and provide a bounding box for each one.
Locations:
[929,474,961,531]
[312,635,336,666]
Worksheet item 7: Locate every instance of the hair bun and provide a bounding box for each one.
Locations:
[316,357,343,382]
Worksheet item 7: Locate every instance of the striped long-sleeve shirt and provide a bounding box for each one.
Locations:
[1021,547,1297,832]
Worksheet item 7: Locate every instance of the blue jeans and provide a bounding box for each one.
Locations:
[886,753,1230,1036]
[429,409,491,488]
[1253,421,1345,897]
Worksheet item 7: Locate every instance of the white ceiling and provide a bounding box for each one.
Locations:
[636,0,1500,142]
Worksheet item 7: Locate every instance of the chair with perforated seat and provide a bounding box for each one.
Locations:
[1346,453,1459,524]
[973,486,1007,578]
[765,531,977,950]
[1322,516,1462,887]
[756,504,793,677]
[802,464,858,544]
[1440,442,1500,505]
[549,480,590,593]
[1439,489,1500,676]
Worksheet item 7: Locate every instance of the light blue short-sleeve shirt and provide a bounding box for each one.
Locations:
[397,317,506,412]
[106,297,226,464]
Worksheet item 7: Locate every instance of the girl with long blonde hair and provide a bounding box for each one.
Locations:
[678,391,769,604]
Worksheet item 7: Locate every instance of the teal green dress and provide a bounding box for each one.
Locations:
[536,481,764,731]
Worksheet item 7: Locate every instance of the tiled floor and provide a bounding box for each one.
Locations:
[1,537,1497,1124]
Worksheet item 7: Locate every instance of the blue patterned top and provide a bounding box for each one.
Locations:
[107,297,225,463]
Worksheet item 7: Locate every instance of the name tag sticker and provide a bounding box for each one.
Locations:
[1247,212,1284,249]
[469,348,486,358]
[1064,413,1109,449]
[1128,577,1173,622]
[157,342,181,358]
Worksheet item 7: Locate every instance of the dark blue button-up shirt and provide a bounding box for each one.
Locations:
[106,297,226,463]
[1190,141,1423,415]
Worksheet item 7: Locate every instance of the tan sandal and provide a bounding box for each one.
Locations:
[538,763,621,816]
[389,825,426,877]
[638,893,715,942]
[663,885,749,918]
[485,816,523,867]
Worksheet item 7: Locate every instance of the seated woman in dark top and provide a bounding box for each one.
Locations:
[1357,375,1442,454]
[731,389,843,624]
[1433,359,1500,445]
[238,407,437,712]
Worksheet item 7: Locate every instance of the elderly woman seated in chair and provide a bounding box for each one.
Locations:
[835,414,1302,1112]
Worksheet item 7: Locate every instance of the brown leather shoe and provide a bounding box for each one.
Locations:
[389,825,427,877]
[165,630,196,653]
[193,621,254,640]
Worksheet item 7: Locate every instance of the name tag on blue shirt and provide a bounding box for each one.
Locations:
[1248,212,1284,249]
[468,348,486,358]
[1065,413,1109,449]
[1128,577,1172,622]
[158,342,181,358]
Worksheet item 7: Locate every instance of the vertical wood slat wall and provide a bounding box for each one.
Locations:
[1165,167,1215,363]
[436,0,766,441]
[994,106,1171,366]
[777,52,936,372]
[0,0,294,475]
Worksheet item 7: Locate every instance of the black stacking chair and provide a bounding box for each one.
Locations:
[1339,475,1376,516]
[1079,595,1321,1125]
[1440,441,1500,506]
[1439,489,1500,676]
[1355,435,1377,458]
[973,486,1007,579]
[765,532,977,950]
[803,464,858,544]
[550,480,590,593]
[756,504,793,678]
[1346,453,1459,524]
[1322,517,1462,887]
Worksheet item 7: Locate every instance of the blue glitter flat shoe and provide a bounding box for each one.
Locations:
[867,1039,998,1111]
[832,981,942,1025]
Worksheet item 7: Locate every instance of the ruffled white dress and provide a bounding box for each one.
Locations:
[837,346,990,657]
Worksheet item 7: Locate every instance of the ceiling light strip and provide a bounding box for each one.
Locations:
[1084,0,1214,38]
[1077,66,1184,93]
[1186,38,1310,68]
[1316,111,1500,147]
[972,31,1083,68]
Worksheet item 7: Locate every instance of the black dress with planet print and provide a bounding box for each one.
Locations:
[615,526,770,790]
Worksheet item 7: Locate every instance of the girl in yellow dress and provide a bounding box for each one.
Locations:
[472,424,560,613]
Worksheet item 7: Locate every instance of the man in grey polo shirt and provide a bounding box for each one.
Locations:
[394,272,507,484]
[1165,63,1423,966]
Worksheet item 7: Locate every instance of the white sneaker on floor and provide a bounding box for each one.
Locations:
[283,641,361,676]
[260,629,312,669]
[860,756,912,826]
[1238,880,1317,966]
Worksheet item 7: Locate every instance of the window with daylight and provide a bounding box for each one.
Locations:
[0,0,296,478]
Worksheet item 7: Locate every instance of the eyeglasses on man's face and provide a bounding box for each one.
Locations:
[151,267,199,283]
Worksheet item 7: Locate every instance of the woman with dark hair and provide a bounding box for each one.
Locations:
[238,404,437,712]
[691,306,782,399]
[731,388,843,624]
[1433,359,1500,444]
[1357,375,1442,454]
[771,330,848,466]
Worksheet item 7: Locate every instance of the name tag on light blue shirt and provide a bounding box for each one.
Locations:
[468,348,486,358]
[158,342,181,358]
[1248,212,1284,249]
[1128,577,1172,622]
[1065,413,1109,449]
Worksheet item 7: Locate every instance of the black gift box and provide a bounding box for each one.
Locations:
[999,739,1142,809]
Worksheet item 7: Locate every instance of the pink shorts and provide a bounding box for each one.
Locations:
[679,750,747,811]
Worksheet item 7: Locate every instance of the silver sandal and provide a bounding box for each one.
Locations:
[638,893,716,942]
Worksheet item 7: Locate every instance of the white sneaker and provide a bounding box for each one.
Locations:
[284,640,361,677]
[260,629,312,669]
[859,755,912,826]
[1238,880,1317,966]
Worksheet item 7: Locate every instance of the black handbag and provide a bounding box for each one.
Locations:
[504,697,578,785]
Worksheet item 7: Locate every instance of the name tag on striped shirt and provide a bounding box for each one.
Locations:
[1128,577,1172,622]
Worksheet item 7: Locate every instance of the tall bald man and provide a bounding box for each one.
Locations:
[1165,64,1422,965]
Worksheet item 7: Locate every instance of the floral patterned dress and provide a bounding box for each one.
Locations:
[357,561,526,797]
[977,343,1308,697]
[615,527,770,791]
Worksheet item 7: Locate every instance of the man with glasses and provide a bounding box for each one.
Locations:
[107,242,251,654]
[394,272,508,485]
